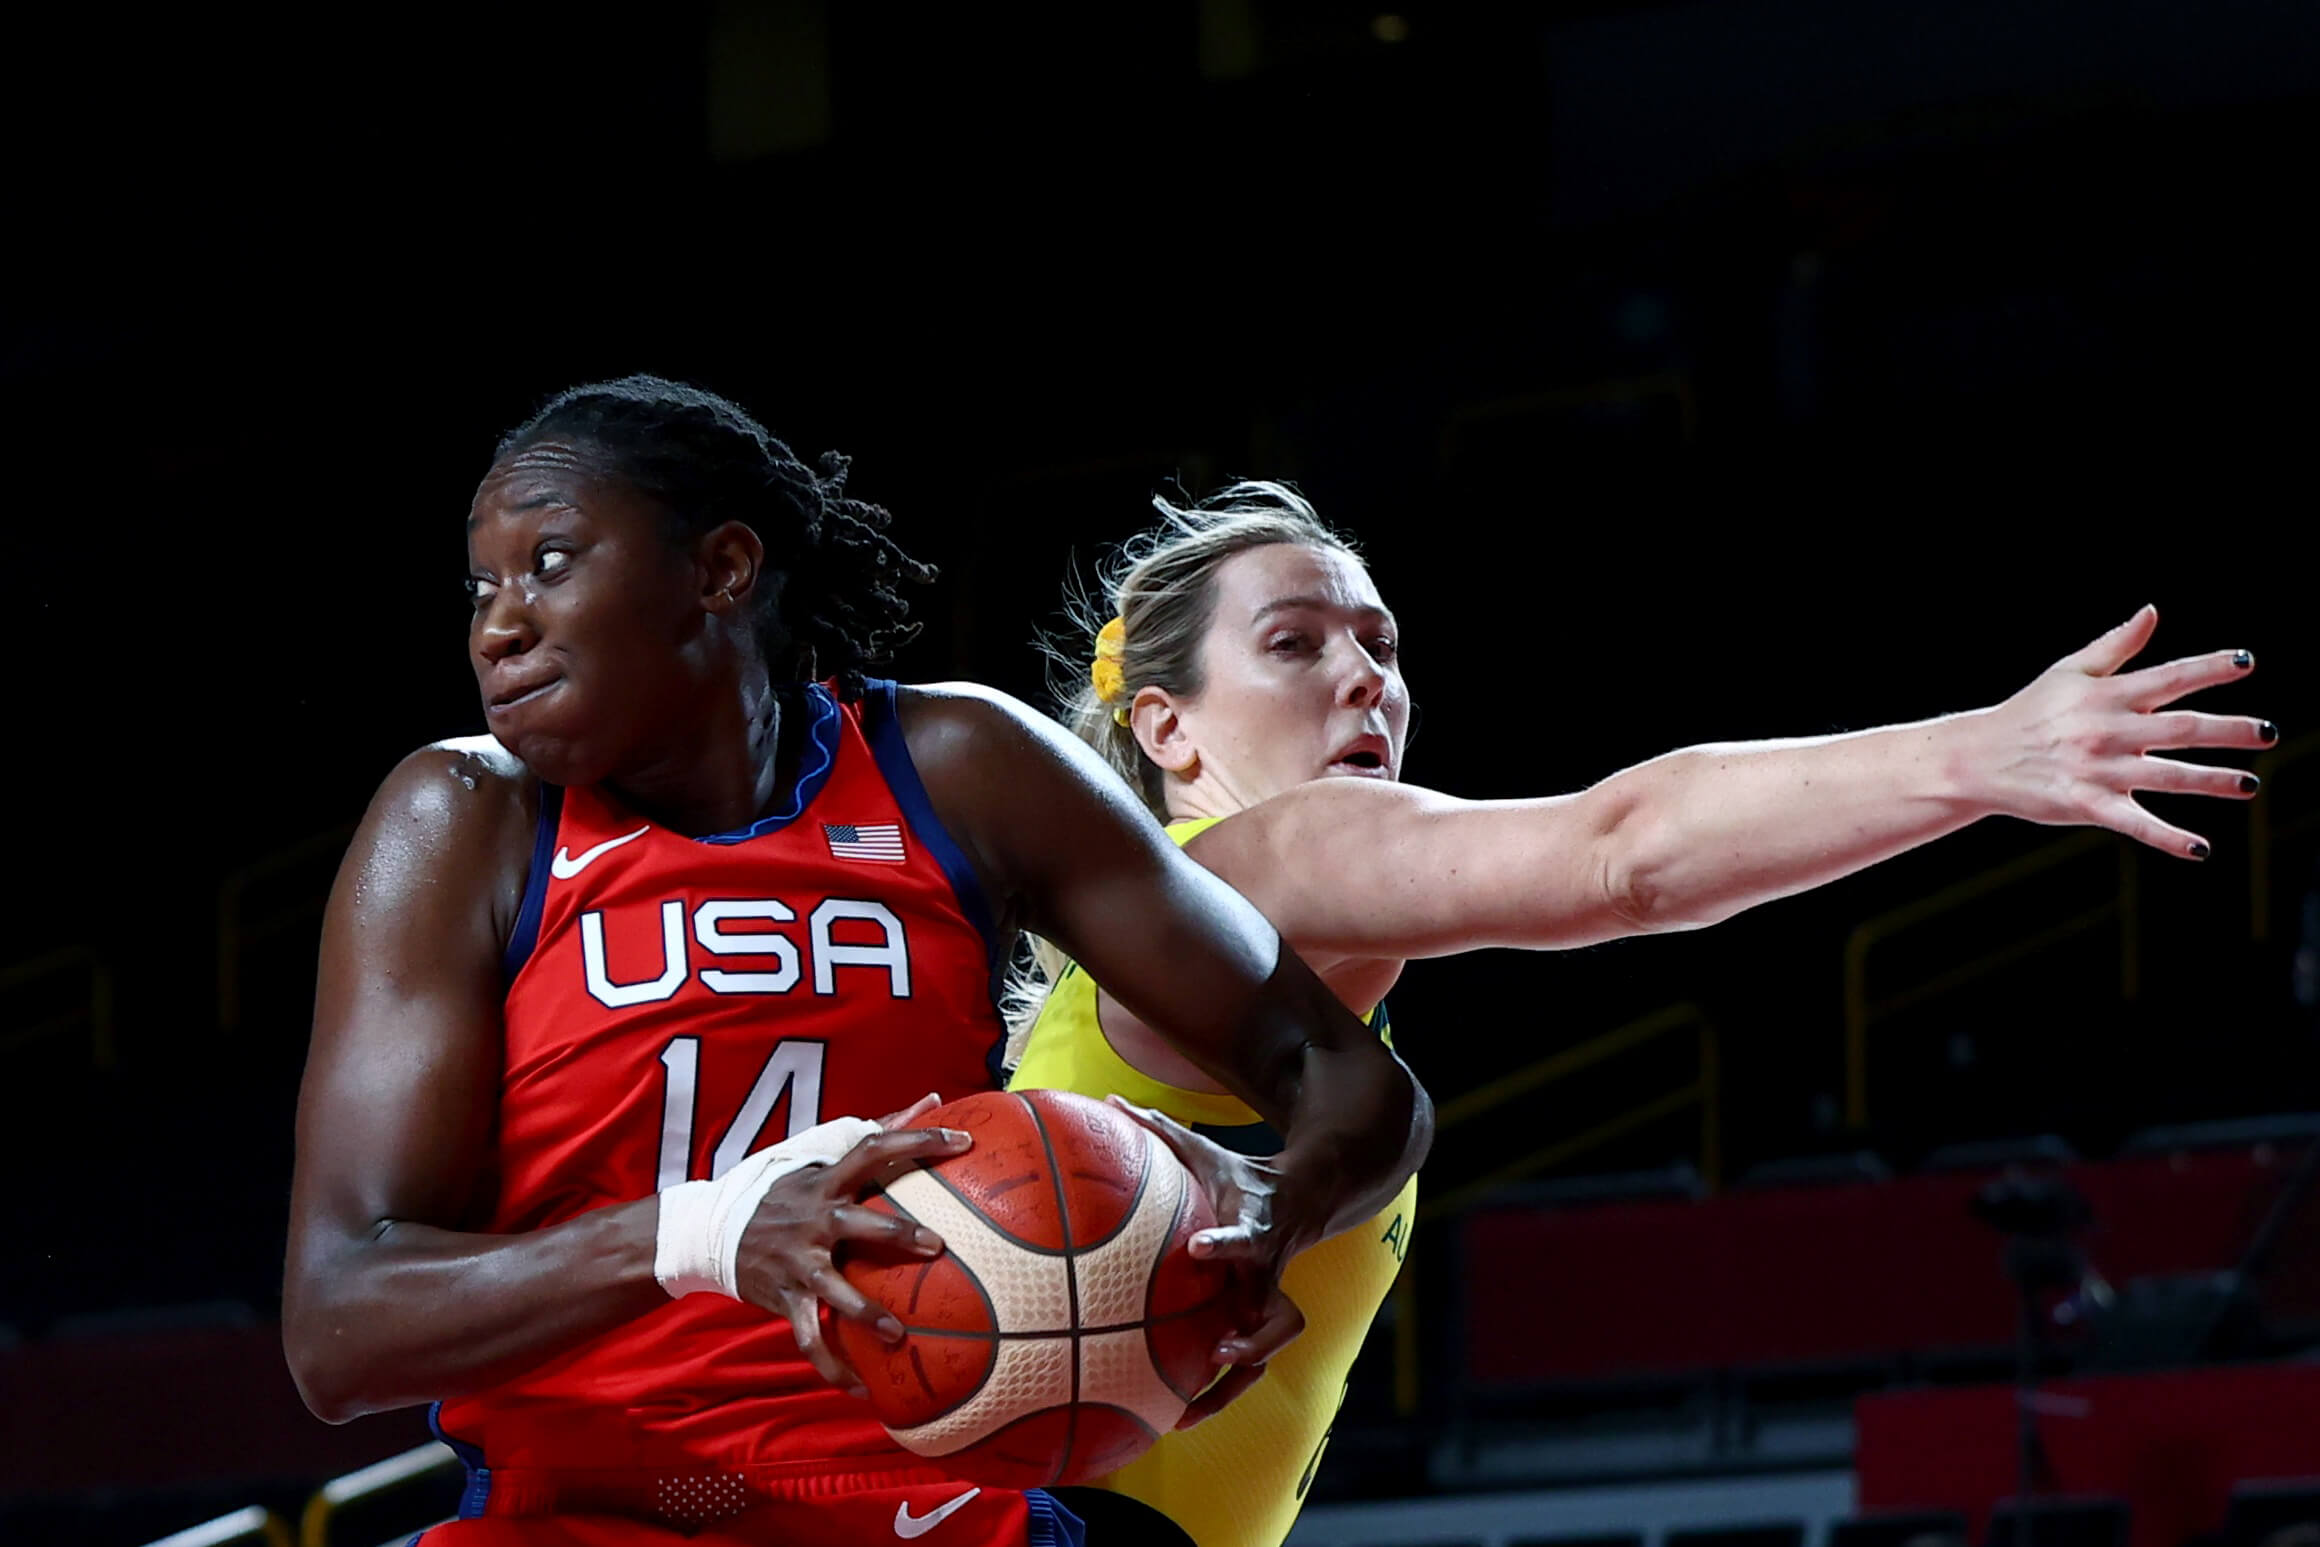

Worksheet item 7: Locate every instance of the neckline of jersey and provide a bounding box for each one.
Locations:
[691,681,844,845]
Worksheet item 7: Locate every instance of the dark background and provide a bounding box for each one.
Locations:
[3,0,2317,1519]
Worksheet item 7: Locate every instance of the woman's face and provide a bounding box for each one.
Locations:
[465,443,712,786]
[1154,542,1409,811]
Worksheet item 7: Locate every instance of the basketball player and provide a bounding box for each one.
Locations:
[281,381,1432,1547]
[1009,481,2274,1547]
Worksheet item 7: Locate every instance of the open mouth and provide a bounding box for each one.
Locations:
[1326,735,1394,778]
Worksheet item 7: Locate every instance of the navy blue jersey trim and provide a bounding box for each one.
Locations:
[1026,1489,1090,1547]
[698,682,842,844]
[859,680,1008,1039]
[501,784,563,983]
[427,1401,492,1519]
[861,680,1002,964]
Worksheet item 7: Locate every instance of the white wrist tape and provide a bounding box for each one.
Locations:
[654,1115,884,1299]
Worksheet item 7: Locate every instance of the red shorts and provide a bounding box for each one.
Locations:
[411,1462,1085,1547]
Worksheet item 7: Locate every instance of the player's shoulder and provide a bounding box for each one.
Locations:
[889,680,1043,738]
[886,681,1077,775]
[325,738,541,945]
[362,735,541,856]
[1190,777,1441,861]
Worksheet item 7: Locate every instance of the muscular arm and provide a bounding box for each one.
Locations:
[1195,614,2271,963]
[903,686,1429,1249]
[282,742,666,1422]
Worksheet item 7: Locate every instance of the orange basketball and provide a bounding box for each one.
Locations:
[833,1088,1240,1488]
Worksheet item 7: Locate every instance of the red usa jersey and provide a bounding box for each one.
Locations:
[435,679,1008,1484]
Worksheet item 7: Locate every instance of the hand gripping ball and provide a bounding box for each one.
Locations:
[834,1089,1242,1487]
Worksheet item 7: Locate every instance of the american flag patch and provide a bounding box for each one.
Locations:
[823,822,906,864]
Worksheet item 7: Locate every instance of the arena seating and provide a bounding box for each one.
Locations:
[1458,1136,2310,1389]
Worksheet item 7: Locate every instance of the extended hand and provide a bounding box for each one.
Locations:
[1107,1095,1308,1427]
[1983,605,2272,859]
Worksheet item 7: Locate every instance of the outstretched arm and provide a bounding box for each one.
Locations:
[1197,606,2271,962]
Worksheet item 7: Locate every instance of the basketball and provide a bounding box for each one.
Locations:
[832,1088,1242,1488]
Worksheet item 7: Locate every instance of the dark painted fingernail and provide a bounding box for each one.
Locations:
[2189,840,2211,860]
[2234,650,2254,669]
[2261,722,2281,744]
[2241,774,2261,794]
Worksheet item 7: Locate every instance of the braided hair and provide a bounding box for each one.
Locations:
[494,375,935,701]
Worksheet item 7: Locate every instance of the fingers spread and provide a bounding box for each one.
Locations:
[2093,793,2209,861]
[829,1126,973,1192]
[2131,755,2261,802]
[875,1092,944,1130]
[2120,648,2258,711]
[830,1202,944,1257]
[784,1292,859,1389]
[2141,710,2277,753]
[2061,605,2158,678]
[810,1263,905,1344]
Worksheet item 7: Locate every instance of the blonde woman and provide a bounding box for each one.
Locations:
[1009,481,2272,1547]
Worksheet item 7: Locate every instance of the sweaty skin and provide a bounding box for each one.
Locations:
[283,453,1429,1423]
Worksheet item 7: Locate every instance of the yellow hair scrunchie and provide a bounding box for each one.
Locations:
[1091,616,1129,724]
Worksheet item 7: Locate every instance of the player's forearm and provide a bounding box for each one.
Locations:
[1598,711,1996,932]
[1276,1041,1433,1244]
[283,1197,668,1422]
[1247,960,1434,1248]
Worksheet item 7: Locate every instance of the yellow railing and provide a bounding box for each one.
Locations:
[218,826,354,1030]
[0,943,116,1069]
[1420,1001,1720,1219]
[1390,1001,1718,1416]
[2250,732,2320,942]
[1844,831,2136,1129]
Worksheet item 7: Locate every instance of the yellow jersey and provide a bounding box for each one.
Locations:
[1007,817,1418,1547]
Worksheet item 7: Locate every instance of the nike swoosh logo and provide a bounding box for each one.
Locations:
[894,1488,980,1539]
[549,825,650,880]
